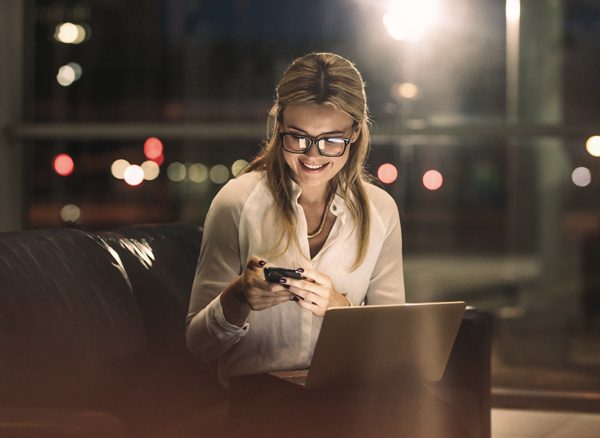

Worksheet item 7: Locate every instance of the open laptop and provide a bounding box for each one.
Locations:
[270,301,466,389]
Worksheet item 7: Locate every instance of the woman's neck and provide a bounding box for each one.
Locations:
[298,184,330,207]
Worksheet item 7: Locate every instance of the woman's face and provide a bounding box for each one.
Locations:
[281,103,358,195]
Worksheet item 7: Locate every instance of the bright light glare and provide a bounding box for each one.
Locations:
[383,0,440,42]
[210,164,230,184]
[188,163,209,183]
[572,167,591,187]
[586,136,600,157]
[506,0,521,23]
[124,165,144,186]
[54,22,87,44]
[53,153,75,176]
[111,159,130,179]
[60,204,81,223]
[377,163,398,184]
[167,162,186,182]
[423,170,443,190]
[141,160,160,181]
[231,159,249,176]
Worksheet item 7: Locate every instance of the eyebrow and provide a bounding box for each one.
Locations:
[285,125,348,136]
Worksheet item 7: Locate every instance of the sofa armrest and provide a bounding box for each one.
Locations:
[431,307,492,438]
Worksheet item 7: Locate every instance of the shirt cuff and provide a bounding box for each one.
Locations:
[207,295,250,341]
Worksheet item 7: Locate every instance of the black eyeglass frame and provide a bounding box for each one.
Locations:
[279,132,352,157]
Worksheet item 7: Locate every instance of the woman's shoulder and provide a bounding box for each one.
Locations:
[364,181,397,210]
[211,170,267,210]
[362,181,400,226]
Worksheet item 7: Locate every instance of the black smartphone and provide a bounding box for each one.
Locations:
[263,267,303,283]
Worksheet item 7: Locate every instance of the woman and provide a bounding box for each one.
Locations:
[186,53,455,437]
[186,51,403,376]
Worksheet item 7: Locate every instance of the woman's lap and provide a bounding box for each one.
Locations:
[225,375,468,438]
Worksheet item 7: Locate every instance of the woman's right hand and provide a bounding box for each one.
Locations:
[239,256,294,310]
[221,256,293,326]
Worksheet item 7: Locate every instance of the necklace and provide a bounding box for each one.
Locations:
[307,194,334,240]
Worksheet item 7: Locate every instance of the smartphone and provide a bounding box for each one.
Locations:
[263,267,303,283]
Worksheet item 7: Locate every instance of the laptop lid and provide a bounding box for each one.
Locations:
[305,301,466,389]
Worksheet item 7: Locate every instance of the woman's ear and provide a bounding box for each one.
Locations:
[351,124,362,143]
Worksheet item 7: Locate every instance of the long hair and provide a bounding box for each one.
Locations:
[246,52,372,270]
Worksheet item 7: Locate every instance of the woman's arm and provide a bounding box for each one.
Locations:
[365,200,405,305]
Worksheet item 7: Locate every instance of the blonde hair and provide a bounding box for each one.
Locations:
[246,52,372,270]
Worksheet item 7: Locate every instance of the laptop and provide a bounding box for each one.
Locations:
[270,301,466,389]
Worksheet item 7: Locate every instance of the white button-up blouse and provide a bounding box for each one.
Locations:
[186,170,405,382]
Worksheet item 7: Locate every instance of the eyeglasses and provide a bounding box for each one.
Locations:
[279,132,352,157]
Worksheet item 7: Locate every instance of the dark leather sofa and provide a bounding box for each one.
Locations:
[0,223,491,438]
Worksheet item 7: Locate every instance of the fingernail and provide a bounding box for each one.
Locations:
[298,268,304,273]
[283,284,290,289]
[279,277,287,284]
[258,260,266,266]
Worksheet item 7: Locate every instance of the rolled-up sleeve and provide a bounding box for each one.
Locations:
[185,181,250,362]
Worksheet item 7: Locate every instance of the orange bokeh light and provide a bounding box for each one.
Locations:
[144,137,163,160]
[53,153,75,176]
[377,163,398,184]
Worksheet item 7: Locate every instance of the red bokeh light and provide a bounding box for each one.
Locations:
[377,163,398,184]
[151,153,164,166]
[144,137,164,160]
[53,153,75,176]
[423,170,443,190]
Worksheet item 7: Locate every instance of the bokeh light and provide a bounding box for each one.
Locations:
[209,164,230,184]
[141,160,160,181]
[54,22,87,44]
[53,153,75,176]
[60,204,81,223]
[167,162,186,182]
[111,159,130,179]
[124,165,144,186]
[572,167,591,187]
[383,0,440,42]
[586,136,600,157]
[231,159,249,177]
[377,163,399,184]
[144,137,164,160]
[423,170,443,190]
[188,163,209,183]
[397,82,419,99]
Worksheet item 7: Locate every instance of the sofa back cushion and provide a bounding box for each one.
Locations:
[0,228,147,406]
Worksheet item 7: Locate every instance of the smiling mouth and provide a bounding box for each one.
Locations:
[300,161,328,170]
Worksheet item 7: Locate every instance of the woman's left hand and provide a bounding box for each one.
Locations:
[280,268,349,316]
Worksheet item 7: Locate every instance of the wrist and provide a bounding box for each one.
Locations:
[343,294,352,307]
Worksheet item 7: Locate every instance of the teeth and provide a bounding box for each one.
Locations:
[302,162,326,170]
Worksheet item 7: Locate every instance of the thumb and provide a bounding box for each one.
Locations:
[246,256,267,271]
